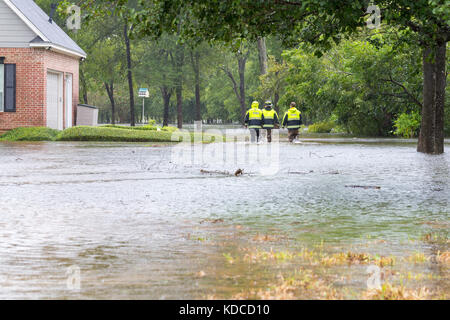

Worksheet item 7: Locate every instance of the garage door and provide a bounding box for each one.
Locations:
[47,72,62,130]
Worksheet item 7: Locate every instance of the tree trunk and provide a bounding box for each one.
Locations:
[161,86,171,127]
[238,56,247,123]
[257,37,268,76]
[176,85,183,129]
[124,22,135,127]
[434,42,446,154]
[175,43,184,129]
[191,51,202,121]
[104,81,115,125]
[417,42,446,154]
[274,91,280,114]
[80,68,88,104]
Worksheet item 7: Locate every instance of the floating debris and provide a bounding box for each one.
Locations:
[345,185,381,190]
[200,218,224,224]
[289,170,314,175]
[362,283,432,300]
[436,251,450,265]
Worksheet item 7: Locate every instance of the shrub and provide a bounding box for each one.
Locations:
[101,124,158,131]
[0,127,59,141]
[393,112,421,138]
[308,120,336,133]
[162,126,179,133]
[142,125,158,130]
[56,126,174,142]
[56,126,204,143]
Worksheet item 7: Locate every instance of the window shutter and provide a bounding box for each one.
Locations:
[4,64,16,112]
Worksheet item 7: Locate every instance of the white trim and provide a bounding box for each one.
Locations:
[65,73,73,128]
[2,0,49,42]
[29,42,86,59]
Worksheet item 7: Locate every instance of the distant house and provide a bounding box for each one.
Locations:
[0,0,86,132]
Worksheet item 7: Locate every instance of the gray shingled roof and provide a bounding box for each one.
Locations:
[9,0,86,57]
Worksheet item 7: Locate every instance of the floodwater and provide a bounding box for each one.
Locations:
[0,134,449,299]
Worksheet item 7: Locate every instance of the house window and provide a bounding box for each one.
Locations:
[0,63,16,112]
[0,64,4,112]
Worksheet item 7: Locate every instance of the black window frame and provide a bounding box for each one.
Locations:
[3,63,16,113]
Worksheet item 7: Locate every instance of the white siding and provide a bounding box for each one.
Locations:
[0,0,36,47]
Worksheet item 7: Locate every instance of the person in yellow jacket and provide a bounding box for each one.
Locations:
[244,101,263,143]
[261,100,279,143]
[282,102,303,142]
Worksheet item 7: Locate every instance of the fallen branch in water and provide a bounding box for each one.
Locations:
[324,171,340,175]
[201,169,230,175]
[289,170,314,175]
[200,169,244,177]
[345,185,381,190]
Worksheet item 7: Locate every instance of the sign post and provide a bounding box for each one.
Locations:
[138,88,149,124]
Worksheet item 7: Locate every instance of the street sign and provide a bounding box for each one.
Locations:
[138,88,149,98]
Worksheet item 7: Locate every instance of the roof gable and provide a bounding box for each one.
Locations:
[3,0,86,58]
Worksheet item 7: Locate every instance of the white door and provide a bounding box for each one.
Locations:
[65,74,73,128]
[47,72,63,130]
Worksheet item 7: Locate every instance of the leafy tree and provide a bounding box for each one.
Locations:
[77,0,448,153]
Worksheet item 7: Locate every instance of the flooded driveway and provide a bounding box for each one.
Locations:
[0,138,449,299]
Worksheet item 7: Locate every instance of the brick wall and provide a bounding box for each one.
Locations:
[0,48,45,130]
[0,47,80,131]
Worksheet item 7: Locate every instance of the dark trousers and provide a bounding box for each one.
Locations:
[265,128,273,143]
[288,129,299,142]
[250,128,260,143]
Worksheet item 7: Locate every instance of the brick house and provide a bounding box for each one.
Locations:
[0,0,86,132]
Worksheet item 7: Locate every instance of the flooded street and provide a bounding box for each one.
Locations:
[0,137,449,299]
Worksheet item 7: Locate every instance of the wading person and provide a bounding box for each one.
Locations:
[261,100,279,143]
[282,102,302,142]
[244,101,263,143]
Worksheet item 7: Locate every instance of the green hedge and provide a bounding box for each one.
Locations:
[0,127,59,141]
[56,126,215,143]
[101,124,157,131]
[56,126,176,142]
[101,124,179,132]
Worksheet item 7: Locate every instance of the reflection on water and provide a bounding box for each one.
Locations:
[0,138,448,299]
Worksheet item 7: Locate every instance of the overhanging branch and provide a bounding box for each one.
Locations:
[380,75,423,108]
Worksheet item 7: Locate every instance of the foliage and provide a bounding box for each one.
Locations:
[161,126,179,133]
[0,127,59,141]
[101,124,158,130]
[281,31,426,136]
[75,0,449,50]
[253,56,289,111]
[308,121,336,134]
[393,112,421,138]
